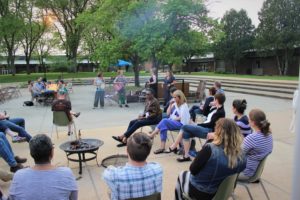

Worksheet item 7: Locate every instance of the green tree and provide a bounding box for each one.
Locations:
[255,0,300,75]
[215,9,255,73]
[20,0,47,74]
[0,0,24,75]
[33,26,60,77]
[79,0,211,86]
[36,0,96,71]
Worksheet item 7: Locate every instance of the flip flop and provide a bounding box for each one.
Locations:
[112,136,123,143]
[117,142,127,147]
[153,148,165,154]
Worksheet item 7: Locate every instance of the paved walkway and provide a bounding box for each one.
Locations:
[0,85,295,199]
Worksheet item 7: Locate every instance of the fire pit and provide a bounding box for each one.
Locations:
[60,139,103,174]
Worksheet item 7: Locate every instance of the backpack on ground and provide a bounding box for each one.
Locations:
[23,101,34,106]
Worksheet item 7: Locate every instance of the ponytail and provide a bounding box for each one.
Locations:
[249,109,271,136]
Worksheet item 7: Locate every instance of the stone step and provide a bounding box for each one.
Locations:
[190,85,293,100]
[182,77,297,90]
[189,82,294,95]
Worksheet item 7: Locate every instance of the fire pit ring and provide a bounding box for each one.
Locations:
[60,139,104,174]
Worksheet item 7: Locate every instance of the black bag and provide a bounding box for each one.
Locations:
[23,101,34,106]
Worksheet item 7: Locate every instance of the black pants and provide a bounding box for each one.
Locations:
[124,116,162,138]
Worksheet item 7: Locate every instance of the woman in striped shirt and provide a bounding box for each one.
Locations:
[238,109,273,180]
[232,99,252,137]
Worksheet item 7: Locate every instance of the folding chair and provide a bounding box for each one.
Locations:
[183,173,238,200]
[237,155,270,200]
[51,111,77,139]
[127,193,161,200]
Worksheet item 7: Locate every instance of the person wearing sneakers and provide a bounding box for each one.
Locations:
[93,72,105,109]
[0,112,31,142]
[0,132,26,173]
[52,90,80,136]
[9,134,78,200]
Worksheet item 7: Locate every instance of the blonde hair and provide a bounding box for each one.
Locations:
[173,90,187,105]
[213,118,243,169]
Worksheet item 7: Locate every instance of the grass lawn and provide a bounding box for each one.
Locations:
[0,71,298,84]
[0,72,149,84]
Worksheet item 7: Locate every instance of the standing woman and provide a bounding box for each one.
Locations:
[238,109,273,181]
[232,99,252,137]
[163,70,176,106]
[114,70,129,108]
[147,68,157,98]
[93,72,105,109]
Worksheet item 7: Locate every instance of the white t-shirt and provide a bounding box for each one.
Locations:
[95,77,105,90]
[170,103,190,125]
[204,108,217,124]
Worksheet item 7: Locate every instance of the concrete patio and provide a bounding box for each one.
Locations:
[0,84,295,199]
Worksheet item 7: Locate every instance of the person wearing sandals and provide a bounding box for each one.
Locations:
[238,109,273,181]
[114,69,129,108]
[112,89,162,147]
[93,72,105,109]
[148,90,190,154]
[168,93,225,162]
[9,134,78,200]
[174,118,246,200]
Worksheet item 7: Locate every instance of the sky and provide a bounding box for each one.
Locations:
[206,0,266,27]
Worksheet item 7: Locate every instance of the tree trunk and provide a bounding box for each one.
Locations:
[7,51,16,76]
[187,59,191,74]
[275,55,283,75]
[132,55,140,87]
[284,48,289,75]
[233,61,236,74]
[25,57,31,75]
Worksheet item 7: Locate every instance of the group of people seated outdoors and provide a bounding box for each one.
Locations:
[110,79,273,200]
[28,77,70,104]
[0,73,274,200]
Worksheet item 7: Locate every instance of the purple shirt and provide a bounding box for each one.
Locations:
[242,132,273,177]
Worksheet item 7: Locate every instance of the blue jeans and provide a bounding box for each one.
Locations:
[124,116,162,138]
[8,118,25,128]
[94,90,105,107]
[157,119,182,142]
[0,132,16,167]
[0,120,31,142]
[189,105,203,122]
[181,124,212,140]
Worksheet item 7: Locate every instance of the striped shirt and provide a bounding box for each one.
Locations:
[242,132,273,177]
[103,162,163,200]
[234,115,252,136]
